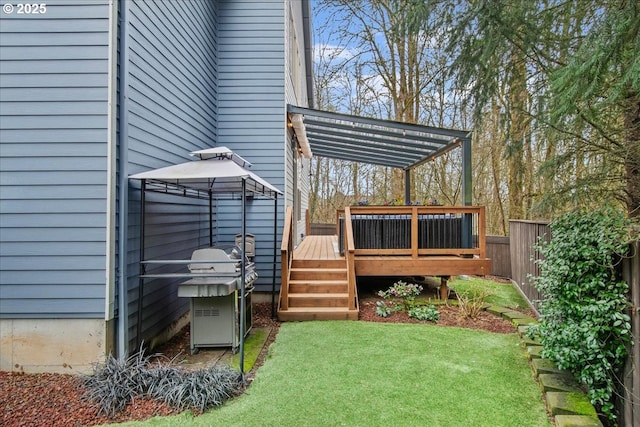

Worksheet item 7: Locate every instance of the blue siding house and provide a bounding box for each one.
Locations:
[0,0,313,372]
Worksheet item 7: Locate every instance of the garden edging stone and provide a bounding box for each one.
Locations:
[504,306,603,427]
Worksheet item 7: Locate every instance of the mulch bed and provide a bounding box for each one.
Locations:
[1,295,524,427]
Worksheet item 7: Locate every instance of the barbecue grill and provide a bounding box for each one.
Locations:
[178,246,256,353]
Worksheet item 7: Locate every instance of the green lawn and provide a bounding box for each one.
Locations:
[106,321,550,427]
[448,276,530,309]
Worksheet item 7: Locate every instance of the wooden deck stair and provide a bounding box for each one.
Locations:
[278,258,359,321]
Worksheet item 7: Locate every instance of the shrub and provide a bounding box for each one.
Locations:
[377,280,423,312]
[83,348,154,416]
[153,365,243,412]
[84,347,243,416]
[533,206,633,421]
[408,305,440,322]
[455,288,490,319]
[375,300,393,317]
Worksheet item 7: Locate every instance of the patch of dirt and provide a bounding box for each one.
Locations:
[358,297,517,333]
[1,293,524,426]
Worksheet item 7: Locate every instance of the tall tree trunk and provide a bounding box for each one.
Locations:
[488,100,508,235]
[624,92,640,218]
[507,46,529,219]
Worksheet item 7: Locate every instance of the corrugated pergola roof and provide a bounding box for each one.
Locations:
[287,105,471,170]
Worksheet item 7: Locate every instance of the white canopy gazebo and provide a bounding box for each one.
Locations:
[129,147,282,376]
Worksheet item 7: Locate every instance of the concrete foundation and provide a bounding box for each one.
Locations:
[0,318,106,374]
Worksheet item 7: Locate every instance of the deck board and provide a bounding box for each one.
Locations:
[294,235,342,260]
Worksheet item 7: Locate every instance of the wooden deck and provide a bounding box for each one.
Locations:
[293,234,491,277]
[293,235,343,260]
[278,206,492,322]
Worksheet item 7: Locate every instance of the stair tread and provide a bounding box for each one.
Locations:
[289,292,349,298]
[289,279,348,283]
[290,267,347,271]
[282,306,358,312]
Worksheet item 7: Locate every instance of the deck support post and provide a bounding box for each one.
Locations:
[440,276,449,301]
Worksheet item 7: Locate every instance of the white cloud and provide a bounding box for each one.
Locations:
[313,43,358,65]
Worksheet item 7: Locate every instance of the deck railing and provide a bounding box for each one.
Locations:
[338,206,486,259]
[279,206,294,310]
[344,207,357,310]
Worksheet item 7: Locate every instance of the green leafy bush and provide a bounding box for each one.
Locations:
[408,305,440,322]
[375,300,393,317]
[377,280,423,312]
[532,206,632,421]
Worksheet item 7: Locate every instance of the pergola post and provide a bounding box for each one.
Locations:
[462,137,472,206]
[461,137,472,249]
[404,169,411,205]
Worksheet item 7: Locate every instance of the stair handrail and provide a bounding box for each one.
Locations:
[344,207,357,310]
[279,206,294,311]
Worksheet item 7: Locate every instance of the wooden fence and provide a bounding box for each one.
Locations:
[508,220,639,427]
[509,220,551,311]
[486,235,511,278]
[619,238,639,427]
[310,223,336,236]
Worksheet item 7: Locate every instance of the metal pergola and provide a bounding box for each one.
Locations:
[287,105,473,205]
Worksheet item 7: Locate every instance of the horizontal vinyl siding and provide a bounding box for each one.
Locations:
[0,0,110,318]
[124,0,218,348]
[217,0,286,292]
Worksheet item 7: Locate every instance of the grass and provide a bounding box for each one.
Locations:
[448,276,530,309]
[229,328,268,371]
[105,321,550,427]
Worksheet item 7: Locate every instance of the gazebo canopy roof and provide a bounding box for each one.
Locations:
[129,147,282,199]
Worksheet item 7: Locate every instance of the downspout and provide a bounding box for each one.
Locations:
[117,0,130,358]
[105,0,118,355]
[301,0,314,108]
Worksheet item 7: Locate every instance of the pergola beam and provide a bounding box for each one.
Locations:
[288,105,470,140]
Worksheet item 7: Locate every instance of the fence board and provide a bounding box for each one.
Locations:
[309,223,335,236]
[619,239,640,427]
[509,220,550,311]
[486,236,510,278]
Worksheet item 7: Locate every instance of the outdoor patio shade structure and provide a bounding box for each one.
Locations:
[287,105,473,205]
[131,147,282,199]
[129,147,282,377]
